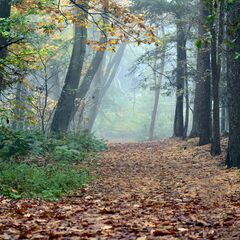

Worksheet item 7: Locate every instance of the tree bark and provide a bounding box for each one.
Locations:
[221,106,226,134]
[197,0,211,146]
[12,82,24,130]
[173,21,186,137]
[0,0,11,93]
[226,1,240,168]
[189,81,200,138]
[85,43,126,132]
[183,72,189,139]
[50,6,88,133]
[210,0,224,156]
[149,47,166,141]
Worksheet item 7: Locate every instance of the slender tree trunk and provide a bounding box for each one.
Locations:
[211,0,224,156]
[71,4,110,126]
[85,43,126,132]
[101,44,127,98]
[12,82,24,130]
[226,1,240,168]
[84,54,106,131]
[198,0,211,146]
[50,6,88,133]
[220,18,227,136]
[0,0,11,93]
[149,47,166,140]
[174,21,186,137]
[225,107,229,133]
[71,25,109,122]
[75,45,106,102]
[149,83,161,140]
[221,106,226,134]
[183,73,189,139]
[210,26,221,154]
[189,81,200,138]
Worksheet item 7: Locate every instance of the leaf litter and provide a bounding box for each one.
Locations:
[1,138,240,239]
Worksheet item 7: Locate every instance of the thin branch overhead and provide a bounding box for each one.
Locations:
[57,0,155,44]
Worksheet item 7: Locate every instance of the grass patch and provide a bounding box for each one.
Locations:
[0,127,107,201]
[0,162,91,201]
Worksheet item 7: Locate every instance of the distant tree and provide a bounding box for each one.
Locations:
[132,0,196,138]
[85,43,126,132]
[149,31,166,141]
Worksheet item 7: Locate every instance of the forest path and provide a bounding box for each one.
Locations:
[1,139,240,239]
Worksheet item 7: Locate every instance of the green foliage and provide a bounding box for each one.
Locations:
[0,127,36,159]
[52,146,85,162]
[0,161,91,201]
[0,127,107,200]
[0,127,107,162]
[65,132,108,152]
[195,39,202,49]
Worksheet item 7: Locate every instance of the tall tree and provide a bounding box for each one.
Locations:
[226,1,240,168]
[183,60,189,139]
[132,0,195,138]
[174,20,187,137]
[0,0,11,93]
[193,0,212,146]
[85,43,126,132]
[50,4,89,133]
[149,44,166,140]
[210,0,224,156]
[70,4,109,125]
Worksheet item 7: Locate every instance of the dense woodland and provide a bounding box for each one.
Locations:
[1,0,240,239]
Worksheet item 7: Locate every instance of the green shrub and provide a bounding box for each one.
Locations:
[0,127,35,159]
[0,127,107,162]
[52,146,85,162]
[0,127,107,200]
[65,132,108,152]
[0,161,91,201]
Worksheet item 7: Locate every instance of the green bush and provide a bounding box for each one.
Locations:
[0,127,35,159]
[0,127,107,200]
[0,161,91,201]
[65,132,108,152]
[52,146,85,162]
[0,127,107,162]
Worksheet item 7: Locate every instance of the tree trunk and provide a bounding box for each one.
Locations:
[71,28,109,123]
[211,31,221,154]
[85,43,126,132]
[173,21,186,137]
[183,73,189,139]
[189,81,200,138]
[221,106,226,134]
[84,55,106,131]
[226,2,240,168]
[0,0,11,93]
[210,0,224,156]
[149,47,166,141]
[197,0,211,146]
[75,44,106,102]
[12,82,24,130]
[50,7,88,133]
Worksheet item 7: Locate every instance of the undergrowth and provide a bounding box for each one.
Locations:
[0,127,107,201]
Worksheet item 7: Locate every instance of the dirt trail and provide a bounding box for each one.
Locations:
[1,139,240,239]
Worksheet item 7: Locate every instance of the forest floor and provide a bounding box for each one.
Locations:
[1,138,240,239]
